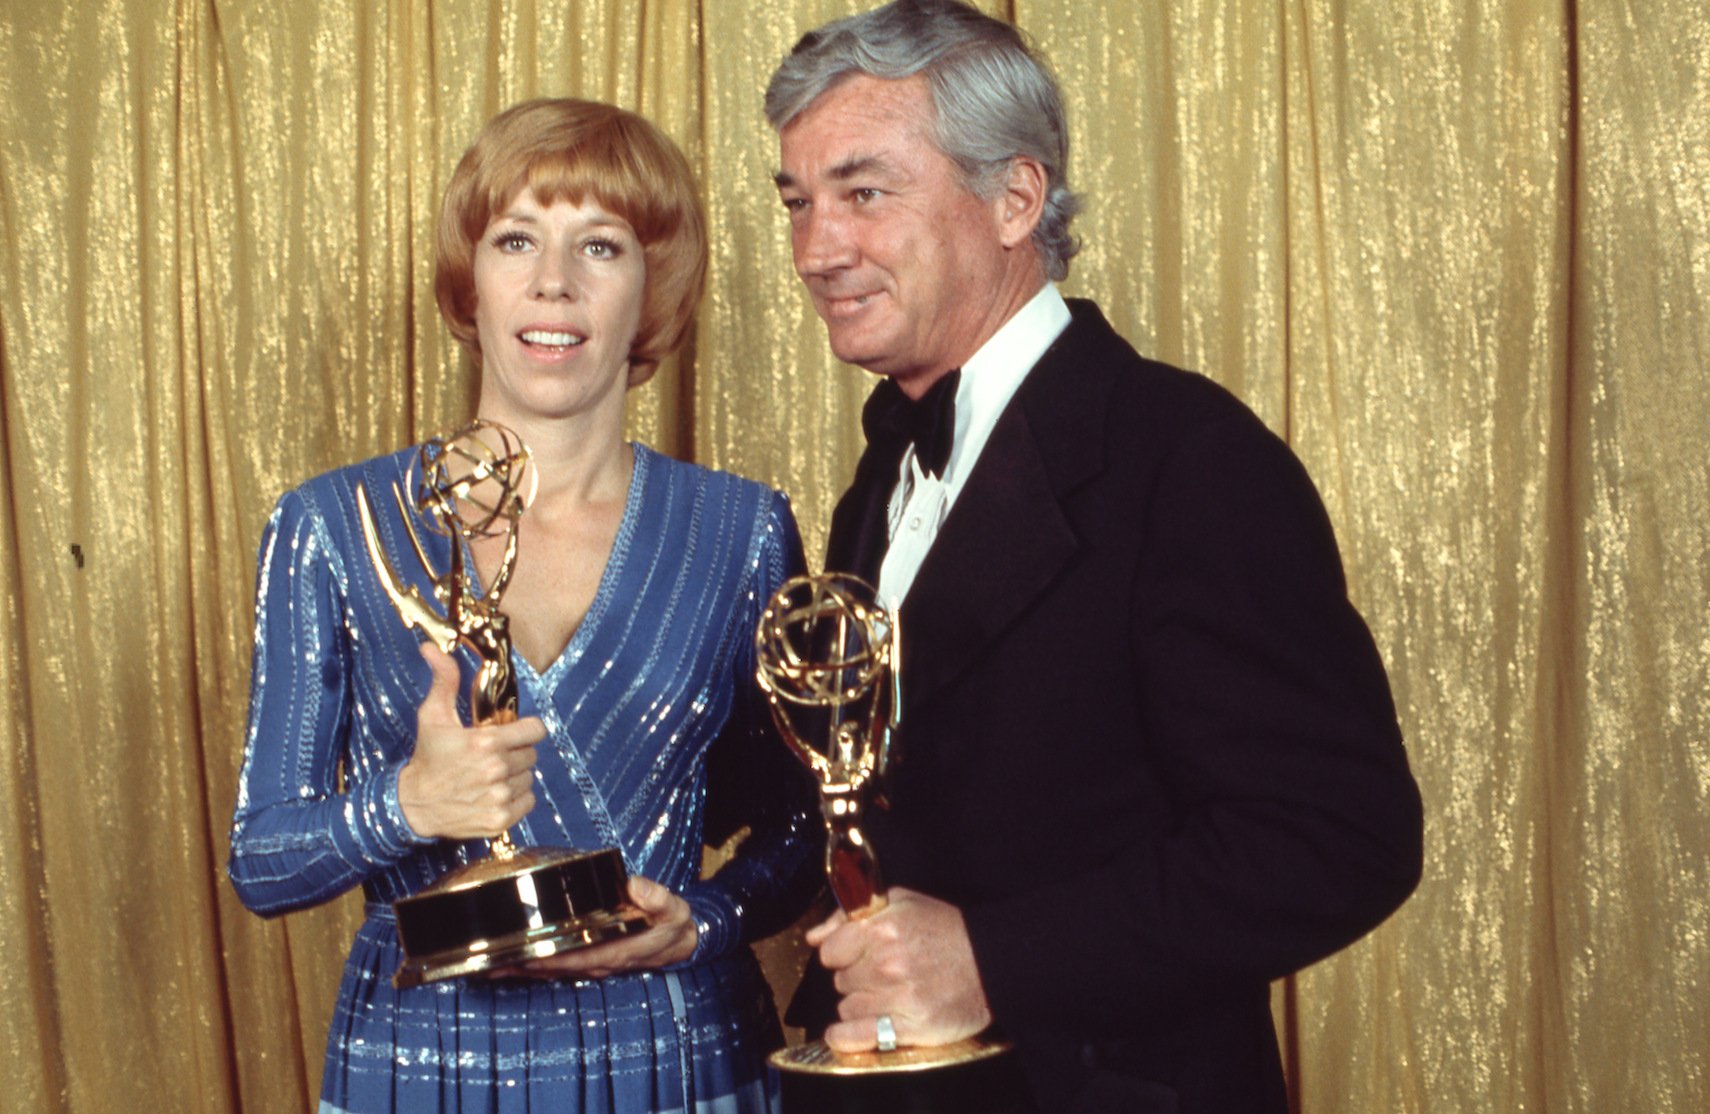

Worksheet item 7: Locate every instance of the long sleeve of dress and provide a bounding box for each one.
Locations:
[228,488,431,917]
[681,490,823,963]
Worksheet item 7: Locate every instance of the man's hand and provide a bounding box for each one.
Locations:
[398,642,544,840]
[808,887,993,1052]
[503,876,699,979]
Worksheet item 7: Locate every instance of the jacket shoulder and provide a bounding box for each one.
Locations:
[1031,300,1283,474]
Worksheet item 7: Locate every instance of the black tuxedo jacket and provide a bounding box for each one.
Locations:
[799,300,1423,1114]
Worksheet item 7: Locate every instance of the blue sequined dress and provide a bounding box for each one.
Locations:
[230,443,819,1114]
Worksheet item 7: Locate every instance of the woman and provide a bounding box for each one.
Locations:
[230,99,818,1114]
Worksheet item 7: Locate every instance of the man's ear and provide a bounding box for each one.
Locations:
[996,156,1048,250]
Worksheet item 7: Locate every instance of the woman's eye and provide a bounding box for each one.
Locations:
[583,238,622,259]
[492,232,533,252]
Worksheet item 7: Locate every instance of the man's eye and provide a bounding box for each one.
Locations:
[782,197,808,214]
[853,188,881,204]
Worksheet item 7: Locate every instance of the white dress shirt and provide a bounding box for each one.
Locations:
[876,283,1073,612]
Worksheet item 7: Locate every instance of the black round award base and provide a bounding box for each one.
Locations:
[774,1039,1029,1114]
[392,845,647,988]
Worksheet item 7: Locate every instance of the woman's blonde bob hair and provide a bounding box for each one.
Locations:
[434,99,707,386]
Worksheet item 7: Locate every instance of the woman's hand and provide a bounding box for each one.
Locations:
[504,876,699,979]
[398,642,545,840]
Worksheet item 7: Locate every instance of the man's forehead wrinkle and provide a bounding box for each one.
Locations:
[828,154,893,180]
[777,74,935,179]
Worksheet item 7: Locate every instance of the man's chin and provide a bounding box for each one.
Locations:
[833,352,899,377]
[823,331,888,374]
[816,313,922,377]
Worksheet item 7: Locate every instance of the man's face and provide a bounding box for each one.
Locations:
[776,75,1017,393]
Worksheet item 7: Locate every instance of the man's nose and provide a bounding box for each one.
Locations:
[794,207,856,276]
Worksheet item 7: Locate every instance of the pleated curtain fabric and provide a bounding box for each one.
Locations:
[0,1,1705,1111]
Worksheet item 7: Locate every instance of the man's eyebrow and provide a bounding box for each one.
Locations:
[828,155,891,180]
[772,155,898,191]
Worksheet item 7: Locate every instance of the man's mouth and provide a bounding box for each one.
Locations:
[822,292,876,315]
[519,329,586,351]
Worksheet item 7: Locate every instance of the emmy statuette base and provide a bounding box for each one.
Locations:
[393,908,646,988]
[769,1036,1013,1076]
[392,845,647,989]
[774,1036,1028,1114]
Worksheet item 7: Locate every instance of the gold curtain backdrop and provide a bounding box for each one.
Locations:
[1,0,1705,1109]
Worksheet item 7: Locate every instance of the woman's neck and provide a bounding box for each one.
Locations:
[476,394,631,513]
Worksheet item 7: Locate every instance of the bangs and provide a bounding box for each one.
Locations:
[475,112,688,245]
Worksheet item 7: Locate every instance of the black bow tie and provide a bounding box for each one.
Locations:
[861,370,961,479]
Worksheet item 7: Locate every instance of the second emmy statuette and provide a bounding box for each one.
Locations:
[755,573,1012,1076]
[357,420,646,988]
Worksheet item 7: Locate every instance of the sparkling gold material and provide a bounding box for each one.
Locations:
[769,1036,1013,1077]
[391,912,643,987]
[390,846,644,989]
[757,573,1012,1074]
[356,421,534,853]
[3,1,1709,1110]
[756,573,899,919]
[359,421,644,986]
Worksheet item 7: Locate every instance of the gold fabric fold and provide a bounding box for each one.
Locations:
[0,1,1704,1109]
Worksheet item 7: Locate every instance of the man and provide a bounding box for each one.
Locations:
[765,3,1424,1112]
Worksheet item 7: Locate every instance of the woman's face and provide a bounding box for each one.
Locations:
[472,186,646,426]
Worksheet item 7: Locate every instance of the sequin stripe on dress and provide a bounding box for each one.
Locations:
[666,970,695,1113]
[516,672,636,875]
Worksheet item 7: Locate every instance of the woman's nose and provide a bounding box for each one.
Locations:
[530,248,578,299]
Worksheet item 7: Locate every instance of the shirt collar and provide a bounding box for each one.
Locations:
[944,283,1071,485]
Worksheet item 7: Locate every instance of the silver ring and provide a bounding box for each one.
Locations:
[875,1014,898,1053]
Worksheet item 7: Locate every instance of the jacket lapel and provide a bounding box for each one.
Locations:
[897,301,1118,714]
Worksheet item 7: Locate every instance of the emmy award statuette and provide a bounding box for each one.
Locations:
[755,574,1013,1080]
[356,420,646,988]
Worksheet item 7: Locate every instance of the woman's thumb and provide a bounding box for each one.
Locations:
[417,641,463,721]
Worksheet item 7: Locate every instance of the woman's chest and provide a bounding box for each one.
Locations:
[473,507,623,673]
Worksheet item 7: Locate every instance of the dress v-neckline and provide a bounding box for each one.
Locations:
[510,443,650,698]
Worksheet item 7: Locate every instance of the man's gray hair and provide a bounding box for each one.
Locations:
[765,0,1081,281]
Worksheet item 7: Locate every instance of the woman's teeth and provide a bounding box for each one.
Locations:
[521,330,583,347]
